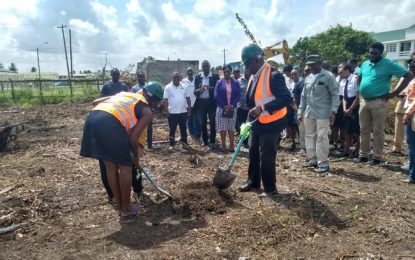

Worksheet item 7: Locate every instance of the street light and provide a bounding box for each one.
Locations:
[37,42,48,80]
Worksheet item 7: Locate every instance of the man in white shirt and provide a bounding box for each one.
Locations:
[182,67,201,142]
[164,72,192,148]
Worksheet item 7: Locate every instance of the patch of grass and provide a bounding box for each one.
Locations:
[0,84,100,107]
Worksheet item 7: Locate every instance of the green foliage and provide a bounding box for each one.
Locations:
[142,56,156,62]
[9,63,17,72]
[0,82,100,107]
[291,25,375,69]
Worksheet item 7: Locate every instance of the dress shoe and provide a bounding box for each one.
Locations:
[238,183,260,192]
[258,190,278,197]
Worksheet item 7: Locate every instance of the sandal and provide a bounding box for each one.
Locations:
[119,206,140,222]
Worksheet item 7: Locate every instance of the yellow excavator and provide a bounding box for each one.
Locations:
[235,13,291,65]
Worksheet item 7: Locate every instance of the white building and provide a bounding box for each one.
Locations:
[372,24,415,66]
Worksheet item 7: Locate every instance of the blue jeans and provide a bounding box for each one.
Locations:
[188,108,201,138]
[406,124,415,181]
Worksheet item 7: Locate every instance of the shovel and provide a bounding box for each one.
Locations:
[136,166,173,199]
[213,118,257,189]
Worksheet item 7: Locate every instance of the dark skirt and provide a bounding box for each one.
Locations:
[80,110,132,166]
[344,97,360,135]
[333,96,344,128]
[286,106,297,127]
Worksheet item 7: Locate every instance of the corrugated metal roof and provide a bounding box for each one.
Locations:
[372,24,415,42]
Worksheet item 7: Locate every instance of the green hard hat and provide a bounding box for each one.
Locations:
[241,43,263,64]
[144,81,164,100]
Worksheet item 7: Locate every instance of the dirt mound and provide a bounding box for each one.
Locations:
[175,181,239,218]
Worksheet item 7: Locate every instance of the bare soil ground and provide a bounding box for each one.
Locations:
[0,103,414,260]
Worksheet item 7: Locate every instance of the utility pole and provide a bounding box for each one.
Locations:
[69,29,73,77]
[223,49,227,66]
[36,42,48,99]
[57,24,72,96]
[102,53,108,80]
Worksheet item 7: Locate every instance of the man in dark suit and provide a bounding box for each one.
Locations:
[194,60,220,147]
[238,44,292,197]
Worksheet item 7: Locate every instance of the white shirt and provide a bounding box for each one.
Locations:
[336,75,343,96]
[163,82,190,114]
[341,74,358,98]
[182,77,196,107]
[200,72,212,99]
[284,74,295,96]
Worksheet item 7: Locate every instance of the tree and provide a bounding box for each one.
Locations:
[9,63,17,72]
[31,67,37,73]
[290,24,374,69]
[142,56,156,62]
[0,63,4,69]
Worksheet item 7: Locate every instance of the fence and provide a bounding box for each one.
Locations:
[0,79,105,105]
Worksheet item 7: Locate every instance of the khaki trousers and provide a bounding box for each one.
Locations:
[304,118,330,167]
[393,99,406,152]
[359,99,388,160]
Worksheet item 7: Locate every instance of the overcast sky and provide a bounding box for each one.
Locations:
[0,0,414,74]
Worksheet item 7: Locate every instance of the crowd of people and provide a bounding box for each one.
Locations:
[79,41,415,221]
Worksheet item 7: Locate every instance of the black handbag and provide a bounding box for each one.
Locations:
[222,107,234,118]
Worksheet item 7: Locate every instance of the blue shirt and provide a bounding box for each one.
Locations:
[358,57,408,99]
[100,81,129,97]
[131,83,146,93]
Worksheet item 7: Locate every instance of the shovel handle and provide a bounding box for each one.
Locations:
[227,118,257,170]
[227,135,246,170]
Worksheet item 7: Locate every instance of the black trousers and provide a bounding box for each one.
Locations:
[99,160,143,199]
[198,99,216,144]
[147,119,153,147]
[168,113,188,145]
[247,131,280,193]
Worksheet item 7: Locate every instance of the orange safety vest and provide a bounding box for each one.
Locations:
[93,92,148,130]
[246,63,287,124]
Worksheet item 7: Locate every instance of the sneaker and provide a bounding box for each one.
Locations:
[258,190,278,197]
[401,164,410,171]
[353,157,368,164]
[400,178,415,184]
[314,165,329,174]
[303,161,318,168]
[367,159,381,166]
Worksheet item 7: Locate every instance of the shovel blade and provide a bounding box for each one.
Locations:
[213,168,236,189]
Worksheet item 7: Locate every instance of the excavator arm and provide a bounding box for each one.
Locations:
[235,13,291,65]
